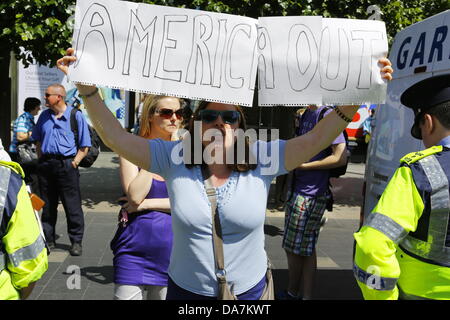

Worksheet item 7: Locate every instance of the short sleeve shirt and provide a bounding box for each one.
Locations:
[32,106,91,156]
[294,106,346,196]
[9,112,35,153]
[148,138,287,296]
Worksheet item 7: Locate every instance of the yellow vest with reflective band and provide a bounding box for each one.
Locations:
[354,145,450,300]
[0,160,48,300]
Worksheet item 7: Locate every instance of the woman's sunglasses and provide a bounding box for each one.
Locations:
[199,110,240,124]
[156,108,183,120]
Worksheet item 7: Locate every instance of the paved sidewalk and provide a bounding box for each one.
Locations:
[28,152,364,300]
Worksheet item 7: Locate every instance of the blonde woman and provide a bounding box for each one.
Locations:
[111,95,183,300]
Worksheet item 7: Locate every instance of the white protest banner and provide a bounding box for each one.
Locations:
[320,18,388,105]
[257,17,388,106]
[69,0,388,107]
[69,0,258,106]
[255,16,323,106]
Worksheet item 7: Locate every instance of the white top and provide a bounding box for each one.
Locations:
[0,139,11,161]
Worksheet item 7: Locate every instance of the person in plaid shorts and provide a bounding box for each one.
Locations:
[278,105,347,300]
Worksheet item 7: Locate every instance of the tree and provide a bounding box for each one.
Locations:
[1,0,448,67]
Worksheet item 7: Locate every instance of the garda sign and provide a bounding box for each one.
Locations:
[70,0,388,107]
[390,10,450,79]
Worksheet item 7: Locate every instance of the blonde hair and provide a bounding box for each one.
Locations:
[138,95,183,138]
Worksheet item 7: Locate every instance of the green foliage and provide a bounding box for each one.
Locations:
[0,0,449,66]
[0,0,76,66]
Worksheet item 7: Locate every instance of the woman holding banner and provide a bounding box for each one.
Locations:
[57,48,392,300]
[111,95,184,300]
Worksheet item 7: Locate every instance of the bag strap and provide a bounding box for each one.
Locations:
[202,166,273,300]
[201,166,235,298]
[70,107,80,149]
[201,166,226,274]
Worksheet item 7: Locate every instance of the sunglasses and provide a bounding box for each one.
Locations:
[156,108,183,120]
[199,110,240,124]
[45,93,60,98]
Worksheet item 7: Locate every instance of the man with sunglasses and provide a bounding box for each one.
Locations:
[354,74,450,300]
[32,84,91,256]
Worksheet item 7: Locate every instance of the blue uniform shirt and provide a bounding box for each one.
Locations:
[32,106,91,156]
[437,135,450,148]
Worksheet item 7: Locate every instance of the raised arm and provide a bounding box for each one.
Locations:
[57,48,150,170]
[285,58,393,171]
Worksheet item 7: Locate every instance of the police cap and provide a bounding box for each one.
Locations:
[400,74,450,139]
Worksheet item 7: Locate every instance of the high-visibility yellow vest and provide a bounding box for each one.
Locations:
[0,160,48,300]
[354,145,450,300]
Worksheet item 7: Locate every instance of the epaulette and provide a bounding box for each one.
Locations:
[0,160,25,178]
[400,145,443,165]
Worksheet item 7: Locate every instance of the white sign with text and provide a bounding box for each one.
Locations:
[70,0,388,106]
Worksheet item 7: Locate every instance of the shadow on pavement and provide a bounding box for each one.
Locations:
[264,224,284,237]
[273,269,362,300]
[81,266,114,285]
[330,176,364,207]
[79,166,122,209]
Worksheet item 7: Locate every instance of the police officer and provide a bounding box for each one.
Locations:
[353,74,450,300]
[0,160,48,300]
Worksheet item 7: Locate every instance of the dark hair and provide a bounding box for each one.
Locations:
[424,101,450,129]
[24,97,41,112]
[185,101,257,172]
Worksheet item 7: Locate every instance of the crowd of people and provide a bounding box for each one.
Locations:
[20,48,387,301]
[3,43,449,301]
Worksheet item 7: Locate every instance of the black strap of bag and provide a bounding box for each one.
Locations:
[70,108,80,148]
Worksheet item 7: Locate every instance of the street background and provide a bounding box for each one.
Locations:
[28,151,366,300]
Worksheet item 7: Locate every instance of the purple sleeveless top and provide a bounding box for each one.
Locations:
[111,179,173,286]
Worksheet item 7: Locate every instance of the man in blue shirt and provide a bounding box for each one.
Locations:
[32,84,91,256]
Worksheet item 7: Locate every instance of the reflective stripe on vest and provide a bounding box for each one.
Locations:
[400,155,450,267]
[364,212,408,244]
[8,235,45,268]
[0,166,11,273]
[353,263,398,291]
[0,166,11,228]
[0,252,5,271]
